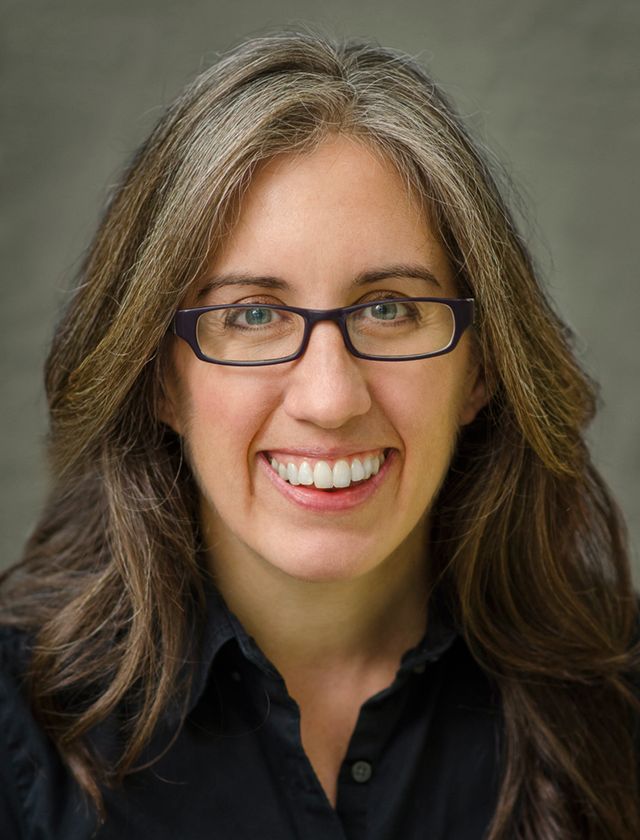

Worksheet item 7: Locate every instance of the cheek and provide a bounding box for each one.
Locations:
[375,363,465,448]
[183,370,280,474]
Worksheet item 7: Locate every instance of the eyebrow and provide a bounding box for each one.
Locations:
[196,264,442,300]
[355,265,442,288]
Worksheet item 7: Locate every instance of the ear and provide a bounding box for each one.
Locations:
[156,365,184,436]
[459,364,489,426]
[158,393,183,435]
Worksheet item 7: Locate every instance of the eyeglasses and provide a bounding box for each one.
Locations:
[172,297,474,366]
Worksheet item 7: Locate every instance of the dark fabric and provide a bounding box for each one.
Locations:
[0,584,502,839]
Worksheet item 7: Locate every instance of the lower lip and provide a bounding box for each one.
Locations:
[258,450,395,512]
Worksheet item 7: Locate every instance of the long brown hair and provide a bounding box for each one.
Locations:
[2,30,638,838]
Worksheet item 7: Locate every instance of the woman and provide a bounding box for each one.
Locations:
[1,30,638,839]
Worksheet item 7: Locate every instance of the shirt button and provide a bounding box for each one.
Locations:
[230,670,242,682]
[351,760,373,783]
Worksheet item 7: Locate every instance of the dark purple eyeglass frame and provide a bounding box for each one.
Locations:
[171,297,475,366]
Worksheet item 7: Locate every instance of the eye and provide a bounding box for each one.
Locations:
[241,306,274,326]
[369,301,403,320]
[363,299,419,322]
[224,305,280,329]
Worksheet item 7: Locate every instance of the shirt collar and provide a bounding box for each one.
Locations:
[183,576,459,718]
[397,585,459,672]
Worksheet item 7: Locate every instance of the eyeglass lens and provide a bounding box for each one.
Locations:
[195,300,456,363]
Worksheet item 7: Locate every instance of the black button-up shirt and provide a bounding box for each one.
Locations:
[0,583,502,839]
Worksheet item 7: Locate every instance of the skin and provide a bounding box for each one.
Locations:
[163,134,486,804]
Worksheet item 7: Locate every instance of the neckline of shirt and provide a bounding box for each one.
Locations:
[182,574,459,719]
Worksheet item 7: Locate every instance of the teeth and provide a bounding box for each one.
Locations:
[332,460,351,488]
[313,461,333,489]
[286,463,300,485]
[351,458,365,482]
[298,461,313,485]
[268,452,387,490]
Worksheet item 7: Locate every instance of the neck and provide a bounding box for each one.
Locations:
[202,517,431,677]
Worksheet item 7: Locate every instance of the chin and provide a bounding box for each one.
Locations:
[263,545,377,584]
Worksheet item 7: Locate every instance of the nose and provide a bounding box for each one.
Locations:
[282,322,372,428]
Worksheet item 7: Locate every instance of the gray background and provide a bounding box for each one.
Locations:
[1,0,638,580]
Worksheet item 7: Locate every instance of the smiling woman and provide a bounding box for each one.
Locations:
[162,137,485,591]
[1,30,639,840]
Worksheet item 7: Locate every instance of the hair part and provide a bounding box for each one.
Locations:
[1,29,638,837]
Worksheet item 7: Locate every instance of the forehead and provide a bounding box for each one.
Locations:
[199,135,453,298]
[237,136,424,232]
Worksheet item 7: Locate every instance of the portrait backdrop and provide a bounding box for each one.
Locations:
[1,0,638,579]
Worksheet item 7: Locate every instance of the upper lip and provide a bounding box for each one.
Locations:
[260,446,392,459]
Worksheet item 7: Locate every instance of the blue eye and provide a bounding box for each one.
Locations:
[243,307,273,326]
[370,302,400,320]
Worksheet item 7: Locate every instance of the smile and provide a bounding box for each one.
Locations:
[265,449,387,490]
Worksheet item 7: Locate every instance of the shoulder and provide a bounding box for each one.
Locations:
[0,625,96,840]
[0,624,35,749]
[0,624,34,838]
[0,620,30,665]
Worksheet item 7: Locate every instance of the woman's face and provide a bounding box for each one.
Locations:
[165,135,485,583]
